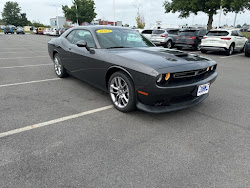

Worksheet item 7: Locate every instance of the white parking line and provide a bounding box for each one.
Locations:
[0,105,113,138]
[0,78,60,88]
[0,64,52,69]
[0,56,48,60]
[220,54,243,59]
[0,51,48,54]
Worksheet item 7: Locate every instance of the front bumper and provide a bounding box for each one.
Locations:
[136,72,217,113]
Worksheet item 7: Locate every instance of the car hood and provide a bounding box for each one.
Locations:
[107,47,213,72]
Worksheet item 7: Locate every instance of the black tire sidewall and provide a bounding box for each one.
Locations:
[54,54,68,78]
[165,41,172,49]
[108,71,136,112]
[226,44,234,56]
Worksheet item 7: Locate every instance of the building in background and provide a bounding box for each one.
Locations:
[23,26,32,31]
[50,16,66,29]
[92,19,122,26]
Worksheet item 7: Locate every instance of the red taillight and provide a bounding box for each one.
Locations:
[177,36,180,39]
[161,34,168,37]
[188,37,196,40]
[221,37,231,40]
[202,36,207,39]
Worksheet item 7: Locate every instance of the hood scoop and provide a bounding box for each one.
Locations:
[159,49,188,57]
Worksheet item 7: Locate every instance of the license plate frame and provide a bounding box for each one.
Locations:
[197,83,210,96]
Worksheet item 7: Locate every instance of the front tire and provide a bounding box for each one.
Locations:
[108,71,136,112]
[53,54,68,78]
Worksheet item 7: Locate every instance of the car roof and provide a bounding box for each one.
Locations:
[209,29,235,32]
[73,25,131,31]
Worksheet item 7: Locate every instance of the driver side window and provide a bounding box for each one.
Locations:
[72,30,96,48]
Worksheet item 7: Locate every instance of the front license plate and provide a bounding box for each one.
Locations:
[197,83,210,96]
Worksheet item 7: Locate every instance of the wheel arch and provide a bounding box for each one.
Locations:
[106,66,134,89]
[53,49,60,58]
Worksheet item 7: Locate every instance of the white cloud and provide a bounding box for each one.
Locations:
[0,0,249,27]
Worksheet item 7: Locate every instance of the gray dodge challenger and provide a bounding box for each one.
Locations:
[48,26,217,113]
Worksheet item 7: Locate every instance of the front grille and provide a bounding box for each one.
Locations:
[173,68,208,79]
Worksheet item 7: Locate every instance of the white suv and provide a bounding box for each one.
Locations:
[201,29,248,56]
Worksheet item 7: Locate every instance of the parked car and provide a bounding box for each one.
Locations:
[0,25,5,30]
[50,28,57,36]
[48,26,217,113]
[175,28,207,50]
[151,29,180,48]
[16,26,25,34]
[44,28,52,35]
[33,28,38,34]
[59,28,69,36]
[38,27,44,34]
[141,29,153,40]
[201,29,248,56]
[245,38,250,57]
[4,26,14,34]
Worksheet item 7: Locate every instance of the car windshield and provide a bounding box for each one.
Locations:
[96,28,155,49]
[207,31,229,36]
[179,30,198,36]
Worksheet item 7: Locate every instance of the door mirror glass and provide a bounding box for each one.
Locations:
[77,40,87,47]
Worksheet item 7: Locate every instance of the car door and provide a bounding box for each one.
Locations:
[62,29,108,89]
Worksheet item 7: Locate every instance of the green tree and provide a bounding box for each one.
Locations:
[163,0,250,30]
[136,12,145,29]
[2,1,21,26]
[62,0,97,24]
[18,13,28,26]
[1,1,29,26]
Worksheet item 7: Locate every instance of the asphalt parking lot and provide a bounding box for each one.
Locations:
[1,34,250,188]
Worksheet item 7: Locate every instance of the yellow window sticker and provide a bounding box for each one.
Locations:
[96,29,112,33]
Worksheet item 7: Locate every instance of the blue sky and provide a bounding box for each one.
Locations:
[0,0,249,28]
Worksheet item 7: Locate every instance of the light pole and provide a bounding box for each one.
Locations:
[113,0,116,26]
[75,4,79,26]
[218,0,222,28]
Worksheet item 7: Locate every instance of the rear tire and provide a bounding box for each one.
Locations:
[225,44,234,56]
[108,71,136,113]
[165,40,172,49]
[53,54,68,78]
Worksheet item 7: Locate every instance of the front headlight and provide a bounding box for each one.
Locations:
[156,73,171,83]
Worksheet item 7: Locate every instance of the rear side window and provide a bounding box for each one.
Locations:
[207,31,229,36]
[153,30,165,34]
[199,30,207,36]
[142,30,153,34]
[179,30,198,36]
[66,30,76,43]
[231,31,239,36]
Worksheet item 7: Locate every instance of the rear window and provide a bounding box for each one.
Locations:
[207,31,229,36]
[179,30,198,36]
[142,30,153,34]
[167,30,179,35]
[152,30,165,34]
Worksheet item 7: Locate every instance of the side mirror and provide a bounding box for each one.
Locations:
[76,40,95,54]
[76,40,87,48]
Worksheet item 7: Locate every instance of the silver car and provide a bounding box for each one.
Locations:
[151,29,180,48]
